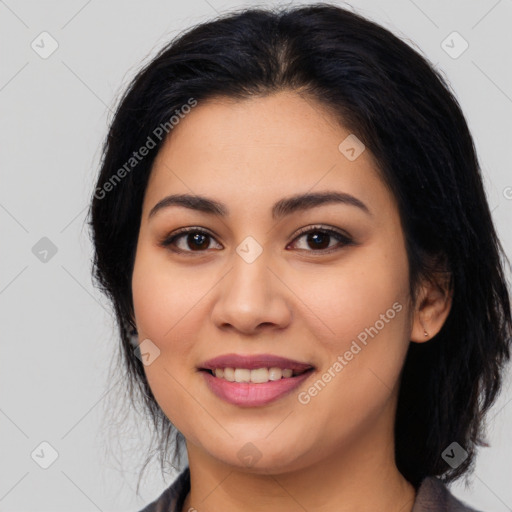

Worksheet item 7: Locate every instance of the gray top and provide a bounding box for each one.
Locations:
[139,467,482,512]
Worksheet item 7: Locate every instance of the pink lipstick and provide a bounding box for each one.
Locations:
[198,353,315,407]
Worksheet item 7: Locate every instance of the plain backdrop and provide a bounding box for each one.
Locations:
[1,0,511,511]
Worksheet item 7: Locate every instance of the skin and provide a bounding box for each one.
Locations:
[131,90,452,512]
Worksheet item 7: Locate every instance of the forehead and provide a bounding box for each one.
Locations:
[153,91,358,165]
[143,91,392,217]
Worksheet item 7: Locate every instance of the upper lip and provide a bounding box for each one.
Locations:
[199,353,314,372]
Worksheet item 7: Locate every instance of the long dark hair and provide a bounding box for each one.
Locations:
[88,2,512,489]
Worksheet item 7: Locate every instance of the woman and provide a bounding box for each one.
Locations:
[88,3,511,511]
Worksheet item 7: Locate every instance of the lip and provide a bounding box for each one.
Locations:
[199,353,314,372]
[201,369,315,407]
[198,353,315,407]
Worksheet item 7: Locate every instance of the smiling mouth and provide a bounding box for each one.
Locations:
[200,367,314,384]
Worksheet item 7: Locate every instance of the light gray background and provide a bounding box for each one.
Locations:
[1,0,511,511]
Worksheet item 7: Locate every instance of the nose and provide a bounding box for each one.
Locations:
[210,248,292,335]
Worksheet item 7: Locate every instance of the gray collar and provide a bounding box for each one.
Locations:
[139,467,481,512]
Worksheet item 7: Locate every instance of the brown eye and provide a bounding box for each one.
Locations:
[160,228,222,253]
[160,225,354,256]
[182,232,211,251]
[289,226,354,253]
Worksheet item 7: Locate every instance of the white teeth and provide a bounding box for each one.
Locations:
[268,367,282,380]
[234,369,251,382]
[250,368,269,383]
[223,368,235,381]
[211,367,301,383]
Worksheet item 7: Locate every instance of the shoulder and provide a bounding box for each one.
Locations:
[413,476,483,512]
[137,466,190,512]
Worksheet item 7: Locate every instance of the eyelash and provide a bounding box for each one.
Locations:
[158,225,354,256]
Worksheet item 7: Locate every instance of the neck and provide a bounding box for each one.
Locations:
[181,410,416,512]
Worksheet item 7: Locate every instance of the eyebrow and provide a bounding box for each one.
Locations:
[148,191,371,220]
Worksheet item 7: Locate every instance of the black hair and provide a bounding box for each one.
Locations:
[88,2,512,490]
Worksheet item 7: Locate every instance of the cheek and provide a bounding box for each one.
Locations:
[131,247,206,437]
[130,246,199,397]
[291,256,410,437]
[292,242,410,351]
[131,243,208,342]
[292,239,412,416]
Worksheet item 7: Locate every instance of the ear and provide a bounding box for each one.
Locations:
[410,269,453,343]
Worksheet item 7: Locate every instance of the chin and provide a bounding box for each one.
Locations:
[203,439,314,475]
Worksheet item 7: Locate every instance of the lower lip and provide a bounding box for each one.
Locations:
[201,369,314,407]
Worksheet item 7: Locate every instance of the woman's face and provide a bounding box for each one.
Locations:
[131,90,416,473]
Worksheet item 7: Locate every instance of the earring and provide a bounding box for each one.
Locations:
[423,327,429,338]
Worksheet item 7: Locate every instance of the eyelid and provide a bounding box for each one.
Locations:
[159,224,354,254]
[287,224,354,253]
[158,226,220,251]
[290,224,352,243]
